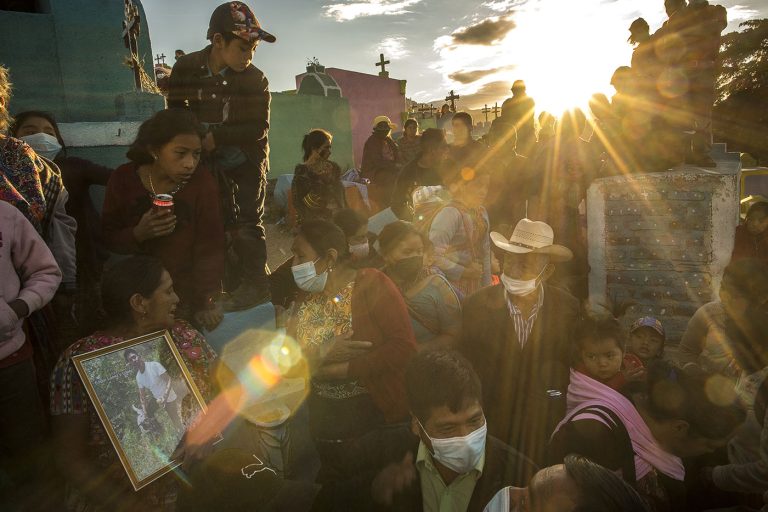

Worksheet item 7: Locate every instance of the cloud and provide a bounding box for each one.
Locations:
[377,36,410,59]
[454,81,513,109]
[727,4,759,22]
[450,15,516,45]
[482,0,525,12]
[323,0,424,22]
[449,65,515,84]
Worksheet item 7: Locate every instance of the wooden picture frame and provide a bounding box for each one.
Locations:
[72,330,208,491]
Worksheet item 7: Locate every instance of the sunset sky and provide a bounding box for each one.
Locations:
[144,0,766,114]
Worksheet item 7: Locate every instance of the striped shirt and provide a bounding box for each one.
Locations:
[505,285,545,349]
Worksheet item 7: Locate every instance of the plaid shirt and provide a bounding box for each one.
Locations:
[505,285,545,349]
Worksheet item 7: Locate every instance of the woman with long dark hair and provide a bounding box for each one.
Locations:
[50,256,217,511]
[292,129,346,226]
[101,109,225,331]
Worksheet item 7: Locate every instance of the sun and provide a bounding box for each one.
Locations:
[499,1,634,116]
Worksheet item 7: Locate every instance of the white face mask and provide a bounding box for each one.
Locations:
[291,258,328,293]
[349,242,370,260]
[501,267,546,297]
[419,419,487,474]
[20,132,62,160]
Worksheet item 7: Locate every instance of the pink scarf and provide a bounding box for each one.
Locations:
[553,369,685,481]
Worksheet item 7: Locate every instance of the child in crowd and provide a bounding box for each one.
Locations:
[626,316,666,366]
[575,316,645,391]
[732,201,768,263]
[168,1,276,309]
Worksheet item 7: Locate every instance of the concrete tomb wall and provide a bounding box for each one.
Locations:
[588,148,741,342]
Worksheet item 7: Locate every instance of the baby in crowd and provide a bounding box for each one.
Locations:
[575,316,666,391]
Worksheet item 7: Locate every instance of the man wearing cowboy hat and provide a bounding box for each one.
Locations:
[458,218,580,466]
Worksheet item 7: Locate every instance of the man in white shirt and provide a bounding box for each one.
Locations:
[125,349,183,432]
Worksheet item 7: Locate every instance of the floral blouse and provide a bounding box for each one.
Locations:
[50,320,217,511]
[294,282,367,399]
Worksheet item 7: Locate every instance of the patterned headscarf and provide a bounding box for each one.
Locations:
[0,134,47,232]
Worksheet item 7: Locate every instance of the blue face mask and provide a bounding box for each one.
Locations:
[291,258,328,293]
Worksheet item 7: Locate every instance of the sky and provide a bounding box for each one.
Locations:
[143,0,767,115]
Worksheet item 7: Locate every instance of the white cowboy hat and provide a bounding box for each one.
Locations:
[490,218,573,262]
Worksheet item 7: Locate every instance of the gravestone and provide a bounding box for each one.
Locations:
[588,144,742,342]
[0,0,164,167]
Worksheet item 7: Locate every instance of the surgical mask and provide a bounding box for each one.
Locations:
[419,419,487,474]
[501,267,546,297]
[21,132,62,160]
[389,255,423,283]
[349,242,370,260]
[291,258,328,293]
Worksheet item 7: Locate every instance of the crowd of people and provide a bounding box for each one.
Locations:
[1,1,766,511]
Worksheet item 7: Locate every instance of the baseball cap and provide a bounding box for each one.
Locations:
[630,317,666,340]
[208,2,276,43]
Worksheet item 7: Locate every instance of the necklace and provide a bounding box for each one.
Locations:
[146,166,183,198]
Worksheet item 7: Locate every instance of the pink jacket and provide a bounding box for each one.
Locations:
[0,201,61,360]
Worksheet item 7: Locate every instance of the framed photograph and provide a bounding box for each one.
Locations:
[72,330,209,490]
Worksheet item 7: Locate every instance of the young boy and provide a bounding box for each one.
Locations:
[626,316,666,366]
[168,1,276,309]
[732,201,768,263]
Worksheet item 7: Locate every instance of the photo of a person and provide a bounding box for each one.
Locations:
[124,348,183,433]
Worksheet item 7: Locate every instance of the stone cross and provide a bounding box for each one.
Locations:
[375,53,390,78]
[122,0,142,90]
[493,102,501,119]
[418,103,437,117]
[481,104,492,123]
[155,53,166,66]
[445,90,460,112]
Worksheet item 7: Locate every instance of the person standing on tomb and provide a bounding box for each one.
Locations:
[396,118,421,166]
[680,0,727,167]
[628,17,663,114]
[459,218,578,466]
[505,80,537,156]
[293,129,346,226]
[362,116,400,210]
[391,128,448,221]
[168,1,276,310]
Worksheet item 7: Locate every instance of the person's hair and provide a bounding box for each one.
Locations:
[563,455,650,512]
[721,257,768,304]
[332,208,367,239]
[301,129,332,161]
[175,49,185,54]
[10,111,66,148]
[452,111,473,132]
[123,348,140,362]
[629,17,649,31]
[575,315,626,355]
[420,128,445,153]
[511,79,526,94]
[406,350,482,423]
[297,219,350,262]
[378,220,424,257]
[101,256,166,327]
[747,201,768,220]
[0,65,11,132]
[126,108,205,165]
[644,361,745,440]
[404,118,418,130]
[208,28,244,44]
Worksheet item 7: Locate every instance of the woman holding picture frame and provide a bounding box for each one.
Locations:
[50,256,217,511]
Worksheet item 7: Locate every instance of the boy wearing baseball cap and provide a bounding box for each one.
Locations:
[168,2,276,309]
